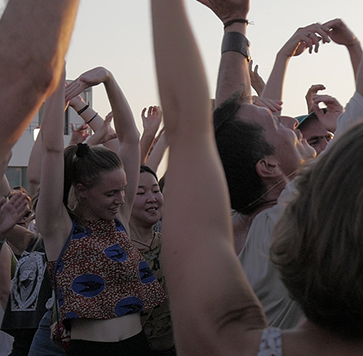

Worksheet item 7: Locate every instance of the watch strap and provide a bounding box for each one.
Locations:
[221,32,251,61]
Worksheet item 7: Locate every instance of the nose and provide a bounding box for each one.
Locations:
[280,116,299,130]
[115,190,125,205]
[146,191,157,203]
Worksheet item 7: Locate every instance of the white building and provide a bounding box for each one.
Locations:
[6,88,93,192]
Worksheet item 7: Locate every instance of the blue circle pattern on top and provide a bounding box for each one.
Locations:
[115,297,143,316]
[72,274,105,298]
[104,244,127,262]
[139,261,156,284]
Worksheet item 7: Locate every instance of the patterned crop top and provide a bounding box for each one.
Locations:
[47,219,166,323]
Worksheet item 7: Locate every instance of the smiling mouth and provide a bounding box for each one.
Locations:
[146,207,158,212]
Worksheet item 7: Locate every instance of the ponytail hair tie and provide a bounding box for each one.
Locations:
[76,143,90,158]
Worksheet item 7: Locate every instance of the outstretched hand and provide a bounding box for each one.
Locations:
[142,106,163,134]
[0,192,29,236]
[249,60,265,96]
[252,96,282,113]
[279,23,331,59]
[65,67,109,102]
[69,123,90,145]
[87,112,117,147]
[323,18,359,48]
[196,0,249,23]
[305,84,326,113]
[310,94,343,133]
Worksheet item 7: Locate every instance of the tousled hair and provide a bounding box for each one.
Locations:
[214,92,274,214]
[271,123,363,339]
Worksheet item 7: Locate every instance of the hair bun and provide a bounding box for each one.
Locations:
[76,143,90,158]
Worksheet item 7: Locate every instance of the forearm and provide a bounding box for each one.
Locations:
[347,42,363,82]
[0,0,79,156]
[262,51,290,103]
[146,134,168,172]
[104,75,140,146]
[215,22,251,108]
[3,225,35,255]
[73,104,119,152]
[27,131,43,198]
[42,72,66,154]
[140,131,156,164]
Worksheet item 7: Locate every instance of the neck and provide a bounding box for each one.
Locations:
[129,220,154,246]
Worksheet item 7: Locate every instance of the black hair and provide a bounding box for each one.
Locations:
[214,92,275,214]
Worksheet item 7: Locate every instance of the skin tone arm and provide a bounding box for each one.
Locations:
[27,127,43,198]
[323,19,362,83]
[0,151,12,198]
[0,242,12,310]
[262,23,331,107]
[66,67,140,226]
[0,0,79,158]
[68,92,120,152]
[140,106,162,164]
[249,60,265,96]
[36,69,72,262]
[68,123,90,145]
[86,112,117,147]
[145,129,168,173]
[0,191,31,309]
[152,1,266,356]
[196,0,251,108]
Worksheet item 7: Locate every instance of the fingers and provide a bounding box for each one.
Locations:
[296,23,331,54]
[252,96,282,112]
[106,111,114,121]
[141,107,147,120]
[306,84,326,99]
[65,79,85,102]
[312,94,343,110]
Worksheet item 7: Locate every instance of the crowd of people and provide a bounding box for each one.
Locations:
[1,0,363,355]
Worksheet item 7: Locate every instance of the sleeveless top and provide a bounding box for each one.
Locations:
[2,238,52,334]
[47,219,166,323]
[138,232,174,351]
[257,327,282,356]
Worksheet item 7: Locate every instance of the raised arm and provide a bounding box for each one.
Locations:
[152,1,266,355]
[323,19,362,83]
[36,69,72,262]
[262,23,330,108]
[66,67,140,223]
[0,0,79,157]
[140,106,162,164]
[68,92,119,152]
[197,0,251,108]
[145,129,168,173]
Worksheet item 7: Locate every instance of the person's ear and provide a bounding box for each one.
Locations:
[256,157,282,179]
[75,183,87,199]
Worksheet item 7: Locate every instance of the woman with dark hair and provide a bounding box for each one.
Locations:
[36,67,166,356]
[130,165,175,356]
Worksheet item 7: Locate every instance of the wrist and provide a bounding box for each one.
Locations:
[224,21,247,35]
[276,50,292,62]
[222,32,251,62]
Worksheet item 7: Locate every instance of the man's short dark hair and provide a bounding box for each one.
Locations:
[214,92,274,214]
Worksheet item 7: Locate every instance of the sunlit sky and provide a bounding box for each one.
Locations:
[63,0,363,130]
[2,0,363,169]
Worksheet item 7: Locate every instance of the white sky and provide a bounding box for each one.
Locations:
[1,0,362,174]
[64,0,363,132]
